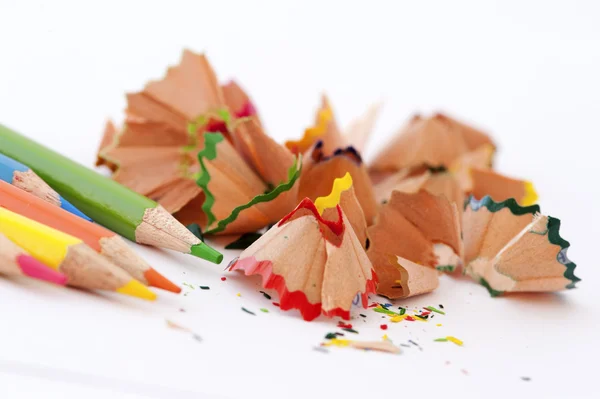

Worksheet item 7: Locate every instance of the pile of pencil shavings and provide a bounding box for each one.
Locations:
[96,49,580,321]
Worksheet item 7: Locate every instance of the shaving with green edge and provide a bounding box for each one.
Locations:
[425,306,446,315]
[196,132,302,234]
[466,195,540,215]
[465,195,580,295]
[195,132,224,227]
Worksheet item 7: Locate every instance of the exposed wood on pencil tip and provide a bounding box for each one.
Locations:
[135,205,222,263]
[12,169,62,207]
[59,243,156,300]
[136,205,202,251]
[98,235,180,292]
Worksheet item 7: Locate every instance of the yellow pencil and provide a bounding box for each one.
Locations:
[0,207,156,300]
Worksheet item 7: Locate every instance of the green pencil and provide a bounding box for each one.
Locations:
[0,124,223,264]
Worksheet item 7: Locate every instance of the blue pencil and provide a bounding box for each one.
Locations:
[0,153,93,222]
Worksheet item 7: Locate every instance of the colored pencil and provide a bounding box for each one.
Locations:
[0,207,156,300]
[0,232,68,285]
[0,124,222,264]
[0,153,92,222]
[0,180,181,293]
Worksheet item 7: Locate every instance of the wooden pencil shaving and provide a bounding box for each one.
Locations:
[321,180,368,249]
[92,48,581,308]
[367,190,462,298]
[463,196,579,295]
[228,178,376,321]
[96,50,301,235]
[468,168,538,206]
[298,141,378,224]
[369,113,495,177]
[285,95,380,156]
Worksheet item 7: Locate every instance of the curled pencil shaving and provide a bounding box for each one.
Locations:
[374,170,464,212]
[96,51,230,215]
[369,113,495,176]
[373,145,536,209]
[298,141,378,225]
[194,133,300,234]
[286,95,380,156]
[319,173,368,249]
[367,190,462,298]
[344,102,381,155]
[463,196,579,295]
[286,95,345,155]
[228,197,376,321]
[95,50,299,234]
[468,168,538,206]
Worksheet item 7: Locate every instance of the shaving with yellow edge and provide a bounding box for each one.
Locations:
[314,172,353,214]
[521,181,539,206]
[285,106,333,153]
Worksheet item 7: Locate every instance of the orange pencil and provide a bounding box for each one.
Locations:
[0,180,180,293]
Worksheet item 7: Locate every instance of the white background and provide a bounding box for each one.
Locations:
[0,1,599,398]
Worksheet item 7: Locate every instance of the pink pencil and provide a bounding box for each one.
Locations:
[0,232,67,285]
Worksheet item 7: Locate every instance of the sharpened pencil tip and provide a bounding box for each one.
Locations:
[16,254,68,285]
[190,242,223,264]
[143,268,181,293]
[116,279,157,300]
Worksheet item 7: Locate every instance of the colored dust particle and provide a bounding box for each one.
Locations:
[260,291,272,300]
[165,320,202,342]
[321,338,401,354]
[408,340,422,351]
[272,302,280,307]
[434,336,463,346]
[342,328,358,334]
[374,304,446,324]
[337,322,352,329]
[425,306,445,315]
[182,282,195,290]
[436,324,442,327]
[236,293,241,297]
[380,324,388,330]
[221,277,226,281]
[199,286,210,290]
[241,307,255,315]
[260,308,269,313]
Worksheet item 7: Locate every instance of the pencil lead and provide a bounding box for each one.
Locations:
[16,254,68,285]
[143,268,181,293]
[116,279,157,301]
[190,242,223,264]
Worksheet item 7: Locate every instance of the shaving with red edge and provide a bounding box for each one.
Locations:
[229,192,376,321]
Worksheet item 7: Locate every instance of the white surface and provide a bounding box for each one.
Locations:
[0,1,599,398]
